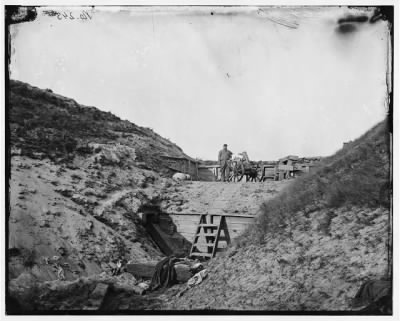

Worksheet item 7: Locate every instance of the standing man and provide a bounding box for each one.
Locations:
[218,144,232,182]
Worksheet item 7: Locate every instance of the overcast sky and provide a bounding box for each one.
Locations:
[10,6,390,160]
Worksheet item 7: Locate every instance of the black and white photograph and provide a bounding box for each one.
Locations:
[3,2,397,316]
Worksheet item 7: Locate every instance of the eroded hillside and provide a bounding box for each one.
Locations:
[8,79,191,173]
[7,80,196,301]
[166,118,392,311]
[6,80,391,313]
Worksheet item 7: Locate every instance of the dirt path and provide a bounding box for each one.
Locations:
[163,180,290,216]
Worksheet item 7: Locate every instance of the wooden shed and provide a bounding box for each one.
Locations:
[160,154,200,179]
[197,165,221,181]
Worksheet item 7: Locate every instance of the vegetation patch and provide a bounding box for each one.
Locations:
[238,118,391,247]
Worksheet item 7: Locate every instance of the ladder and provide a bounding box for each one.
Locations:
[189,214,229,259]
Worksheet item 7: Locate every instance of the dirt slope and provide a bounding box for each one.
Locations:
[167,206,389,311]
[8,156,167,281]
[7,80,295,312]
[7,80,193,287]
[6,80,391,312]
[166,118,391,311]
[161,180,290,216]
[8,79,192,173]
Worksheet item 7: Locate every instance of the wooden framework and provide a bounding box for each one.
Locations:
[189,214,231,259]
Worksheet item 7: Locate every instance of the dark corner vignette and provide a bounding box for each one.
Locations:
[5,5,38,315]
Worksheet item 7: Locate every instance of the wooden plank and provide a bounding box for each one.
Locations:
[168,212,256,218]
[227,225,250,230]
[198,224,219,228]
[173,222,195,229]
[171,217,204,224]
[177,226,250,238]
[173,222,199,229]
[171,220,252,229]
[171,223,199,230]
[179,233,195,241]
[166,212,255,245]
[146,223,174,256]
[190,252,213,258]
[172,219,254,227]
[173,225,198,233]
[193,242,214,247]
[278,164,294,171]
[222,224,252,230]
[212,216,223,257]
[198,165,221,169]
[169,216,197,223]
[224,224,253,230]
[198,232,217,236]
[172,218,253,228]
[181,232,243,242]
[224,218,254,223]
[177,222,250,231]
[173,221,199,227]
[225,216,255,222]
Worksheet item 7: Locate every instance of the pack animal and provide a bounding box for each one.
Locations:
[242,167,259,182]
[229,152,260,182]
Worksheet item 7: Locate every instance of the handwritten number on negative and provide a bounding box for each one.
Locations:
[55,11,92,20]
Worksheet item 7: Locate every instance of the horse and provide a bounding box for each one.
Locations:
[228,156,261,182]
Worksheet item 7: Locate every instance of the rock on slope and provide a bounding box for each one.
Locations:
[167,118,391,311]
[7,80,193,305]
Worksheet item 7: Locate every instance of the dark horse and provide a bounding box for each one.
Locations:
[229,161,259,182]
[239,167,258,182]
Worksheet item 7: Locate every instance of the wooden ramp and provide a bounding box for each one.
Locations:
[189,214,230,259]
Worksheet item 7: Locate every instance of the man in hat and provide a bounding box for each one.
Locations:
[218,144,232,182]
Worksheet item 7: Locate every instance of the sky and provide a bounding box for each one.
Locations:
[9,6,390,161]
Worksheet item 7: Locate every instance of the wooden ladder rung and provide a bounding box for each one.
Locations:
[193,242,215,247]
[191,252,213,258]
[194,231,217,236]
[201,232,217,236]
[190,214,228,259]
[198,224,219,228]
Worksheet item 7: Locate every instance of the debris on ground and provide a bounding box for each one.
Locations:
[125,256,207,296]
[177,269,208,297]
[128,257,201,288]
[190,262,204,274]
[137,281,151,291]
[149,257,181,291]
